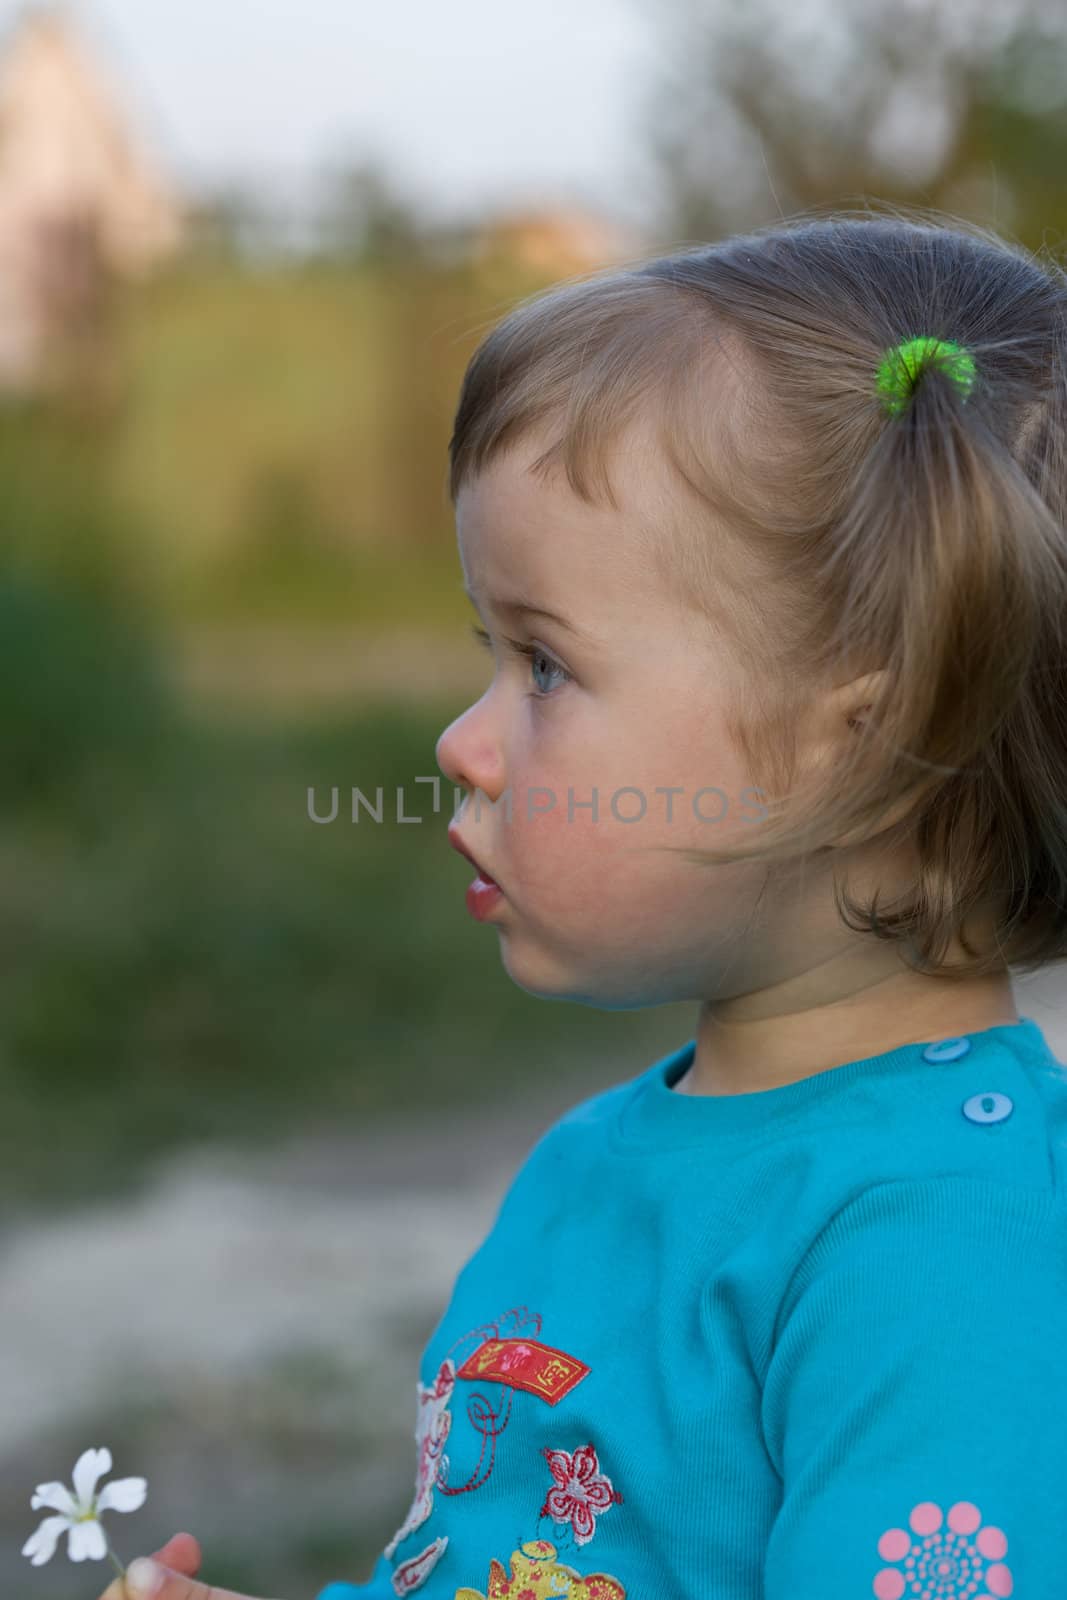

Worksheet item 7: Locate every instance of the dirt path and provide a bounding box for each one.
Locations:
[0,1068,608,1457]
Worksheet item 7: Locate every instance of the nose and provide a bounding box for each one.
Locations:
[435,695,505,801]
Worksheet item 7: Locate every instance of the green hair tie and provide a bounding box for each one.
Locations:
[875,335,977,418]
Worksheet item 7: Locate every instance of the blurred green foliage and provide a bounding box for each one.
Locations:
[109,256,496,629]
[0,403,170,818]
[0,572,175,825]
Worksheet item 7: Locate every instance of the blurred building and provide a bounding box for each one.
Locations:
[472,203,646,278]
[0,1,184,386]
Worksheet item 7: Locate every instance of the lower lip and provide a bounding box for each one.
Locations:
[465,873,504,920]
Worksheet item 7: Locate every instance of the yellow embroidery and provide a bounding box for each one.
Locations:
[454,1537,626,1599]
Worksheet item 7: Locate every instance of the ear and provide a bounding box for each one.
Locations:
[801,669,888,773]
[799,669,929,846]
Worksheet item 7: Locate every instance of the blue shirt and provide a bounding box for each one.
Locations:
[315,1015,1067,1600]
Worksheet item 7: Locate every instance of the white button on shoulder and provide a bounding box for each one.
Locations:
[962,1091,1014,1125]
[922,1037,972,1062]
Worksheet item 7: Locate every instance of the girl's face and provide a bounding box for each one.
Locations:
[435,427,838,1010]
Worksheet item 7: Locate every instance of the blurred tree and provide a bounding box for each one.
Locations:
[0,398,173,827]
[638,0,1067,250]
[186,183,289,265]
[226,458,361,595]
[314,156,430,265]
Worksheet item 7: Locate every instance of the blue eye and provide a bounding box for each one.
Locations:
[468,623,571,698]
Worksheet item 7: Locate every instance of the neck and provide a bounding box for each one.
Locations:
[681,955,1018,1098]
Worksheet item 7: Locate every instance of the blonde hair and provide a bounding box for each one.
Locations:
[447,202,1067,979]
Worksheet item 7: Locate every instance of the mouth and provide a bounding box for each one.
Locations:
[447,825,500,887]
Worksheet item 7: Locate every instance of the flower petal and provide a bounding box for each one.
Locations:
[30,1481,78,1516]
[72,1447,111,1509]
[67,1518,108,1562]
[21,1515,72,1566]
[95,1476,147,1515]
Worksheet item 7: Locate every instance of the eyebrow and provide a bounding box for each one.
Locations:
[461,582,600,648]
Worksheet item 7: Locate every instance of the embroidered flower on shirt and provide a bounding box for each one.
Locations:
[385,1359,456,1559]
[453,1537,626,1599]
[539,1443,623,1546]
[873,1500,1013,1599]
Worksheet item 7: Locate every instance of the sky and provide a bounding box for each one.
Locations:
[25,0,673,235]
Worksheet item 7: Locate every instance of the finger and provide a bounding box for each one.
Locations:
[151,1533,202,1575]
[95,1533,201,1600]
[124,1555,274,1600]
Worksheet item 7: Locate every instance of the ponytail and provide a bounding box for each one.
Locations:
[811,323,1067,973]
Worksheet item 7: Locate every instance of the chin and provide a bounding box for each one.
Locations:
[498,941,585,1004]
[499,944,668,1011]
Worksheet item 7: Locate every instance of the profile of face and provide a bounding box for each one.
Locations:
[435,422,844,1012]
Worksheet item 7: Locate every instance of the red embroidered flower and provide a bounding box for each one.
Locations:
[539,1443,622,1547]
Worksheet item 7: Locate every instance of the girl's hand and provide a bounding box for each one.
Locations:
[96,1532,200,1600]
[96,1531,280,1600]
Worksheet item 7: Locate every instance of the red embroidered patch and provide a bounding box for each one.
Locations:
[456,1338,590,1404]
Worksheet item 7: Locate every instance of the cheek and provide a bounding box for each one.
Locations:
[499,705,758,904]
[505,787,619,879]
[499,769,703,922]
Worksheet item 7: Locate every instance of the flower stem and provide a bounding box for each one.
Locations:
[105,1537,126,1581]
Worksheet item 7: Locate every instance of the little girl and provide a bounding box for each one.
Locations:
[111,206,1067,1600]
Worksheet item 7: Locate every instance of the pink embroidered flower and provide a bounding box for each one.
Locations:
[873,1500,1013,1599]
[539,1443,623,1547]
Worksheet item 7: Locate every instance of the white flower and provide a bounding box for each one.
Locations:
[22,1446,147,1566]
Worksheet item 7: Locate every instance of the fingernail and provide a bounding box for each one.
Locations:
[126,1557,165,1598]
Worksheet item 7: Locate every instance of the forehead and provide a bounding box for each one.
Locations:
[454,420,679,606]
